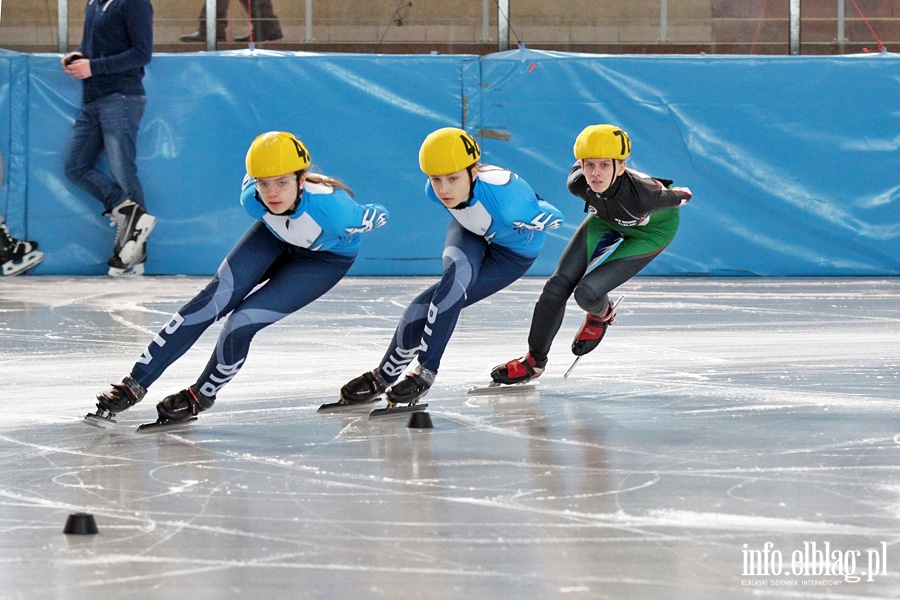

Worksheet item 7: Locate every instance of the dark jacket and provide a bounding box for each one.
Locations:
[77,0,153,104]
[567,163,689,228]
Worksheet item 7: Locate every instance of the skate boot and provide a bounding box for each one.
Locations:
[385,367,436,407]
[340,368,389,405]
[108,243,146,277]
[490,352,546,385]
[156,384,216,422]
[571,301,617,356]
[0,218,43,276]
[107,200,155,274]
[95,375,147,415]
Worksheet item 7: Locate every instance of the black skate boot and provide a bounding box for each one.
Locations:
[108,242,146,277]
[385,367,436,407]
[107,200,155,275]
[156,384,216,422]
[85,375,147,427]
[0,218,43,276]
[571,301,617,357]
[340,369,389,405]
[490,352,546,385]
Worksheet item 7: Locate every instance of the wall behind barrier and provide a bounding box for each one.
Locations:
[1,48,898,276]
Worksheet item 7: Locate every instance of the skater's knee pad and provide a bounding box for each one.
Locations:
[573,282,608,315]
[540,274,577,302]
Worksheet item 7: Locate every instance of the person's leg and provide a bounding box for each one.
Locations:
[181,0,228,41]
[97,94,146,209]
[63,103,121,213]
[126,223,284,391]
[191,248,353,398]
[235,0,282,41]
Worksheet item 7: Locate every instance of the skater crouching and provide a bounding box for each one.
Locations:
[340,127,563,412]
[491,124,693,384]
[87,132,388,427]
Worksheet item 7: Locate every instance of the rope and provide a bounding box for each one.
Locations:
[749,0,769,54]
[847,0,886,52]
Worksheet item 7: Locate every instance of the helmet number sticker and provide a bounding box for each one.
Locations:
[613,129,631,156]
[460,134,480,161]
[291,138,310,163]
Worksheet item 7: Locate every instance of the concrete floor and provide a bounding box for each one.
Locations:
[0,276,898,599]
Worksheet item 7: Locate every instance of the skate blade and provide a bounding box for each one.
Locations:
[135,416,197,433]
[83,412,118,429]
[563,356,582,380]
[467,381,540,395]
[368,403,428,420]
[317,398,381,413]
[2,251,44,276]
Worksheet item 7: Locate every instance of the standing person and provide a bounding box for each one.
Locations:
[62,0,155,277]
[179,0,283,43]
[86,132,388,425]
[340,127,563,410]
[0,151,44,276]
[491,124,692,385]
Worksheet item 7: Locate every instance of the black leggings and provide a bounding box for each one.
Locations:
[526,216,666,361]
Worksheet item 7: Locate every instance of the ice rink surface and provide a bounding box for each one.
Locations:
[0,276,898,600]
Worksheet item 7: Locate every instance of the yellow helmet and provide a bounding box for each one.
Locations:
[245,131,311,178]
[573,124,631,160]
[418,127,481,175]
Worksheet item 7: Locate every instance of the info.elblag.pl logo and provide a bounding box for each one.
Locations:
[742,541,889,585]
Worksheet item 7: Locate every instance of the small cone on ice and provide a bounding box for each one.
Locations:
[407,411,433,429]
[63,513,98,535]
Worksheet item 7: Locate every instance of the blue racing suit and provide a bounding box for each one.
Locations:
[378,165,563,379]
[130,175,388,397]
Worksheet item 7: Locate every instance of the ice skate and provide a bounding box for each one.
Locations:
[155,385,215,422]
[487,352,546,387]
[369,367,434,419]
[564,295,624,379]
[319,369,389,413]
[108,243,146,277]
[107,200,155,274]
[84,375,147,428]
[0,219,43,276]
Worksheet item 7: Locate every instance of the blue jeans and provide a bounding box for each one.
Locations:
[64,93,147,213]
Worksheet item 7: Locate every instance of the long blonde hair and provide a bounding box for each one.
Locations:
[304,172,354,198]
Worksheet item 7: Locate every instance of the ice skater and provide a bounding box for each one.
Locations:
[491,124,692,384]
[338,127,563,414]
[86,131,388,428]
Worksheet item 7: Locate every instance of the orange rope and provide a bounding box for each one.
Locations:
[749,0,769,54]
[847,0,886,52]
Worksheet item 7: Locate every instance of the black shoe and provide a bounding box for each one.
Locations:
[157,385,216,421]
[234,31,283,43]
[386,368,436,406]
[179,31,226,43]
[340,369,388,404]
[96,375,147,414]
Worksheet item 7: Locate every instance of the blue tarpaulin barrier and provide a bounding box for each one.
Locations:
[1,48,898,276]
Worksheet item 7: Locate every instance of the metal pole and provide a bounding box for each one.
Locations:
[836,0,845,53]
[306,0,313,41]
[789,0,801,54]
[58,0,68,53]
[660,0,668,43]
[498,0,509,51]
[482,0,490,42]
[205,0,217,50]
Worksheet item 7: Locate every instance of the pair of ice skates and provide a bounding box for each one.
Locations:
[326,364,435,418]
[0,219,43,276]
[85,376,216,432]
[106,200,156,277]
[489,295,624,387]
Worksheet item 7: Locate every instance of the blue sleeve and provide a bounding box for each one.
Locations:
[90,0,153,75]
[316,189,389,236]
[498,175,565,232]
